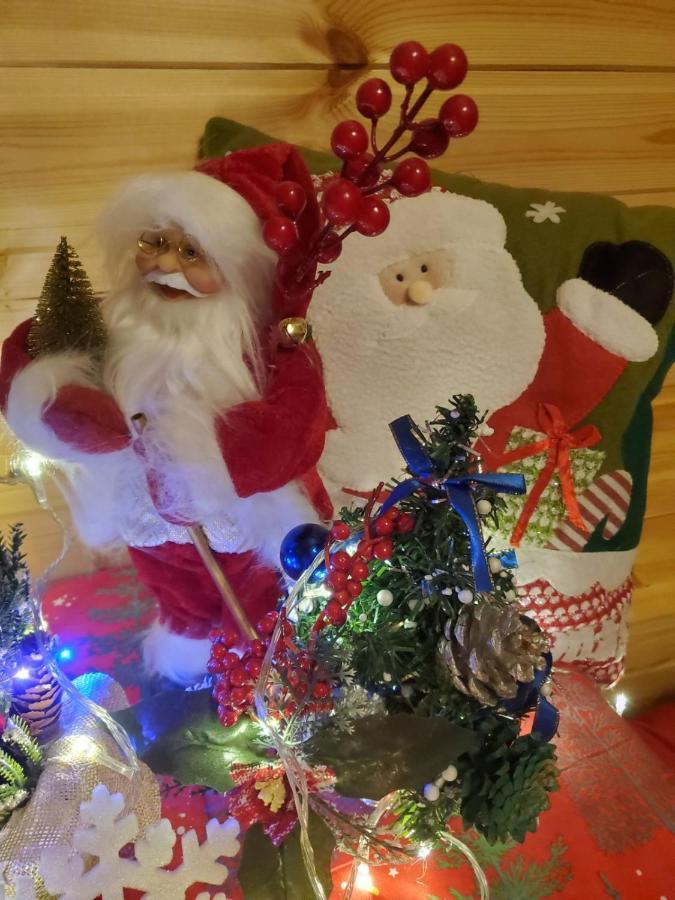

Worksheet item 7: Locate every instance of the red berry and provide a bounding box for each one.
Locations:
[326,570,348,591]
[427,44,468,90]
[249,639,267,658]
[218,706,240,727]
[330,550,352,572]
[409,118,450,159]
[276,181,306,219]
[439,94,479,137]
[322,179,363,227]
[207,658,223,675]
[229,666,249,687]
[257,612,279,636]
[390,41,429,86]
[357,540,374,560]
[355,197,390,237]
[373,538,394,560]
[244,657,263,678]
[262,216,299,254]
[312,681,332,699]
[331,520,351,541]
[316,230,343,264]
[296,653,314,672]
[324,600,347,626]
[396,512,416,533]
[332,589,350,607]
[218,627,239,648]
[346,579,363,598]
[375,515,395,536]
[350,559,369,581]
[287,668,304,689]
[331,120,369,160]
[391,158,431,197]
[356,77,392,119]
[342,153,382,189]
[230,686,251,707]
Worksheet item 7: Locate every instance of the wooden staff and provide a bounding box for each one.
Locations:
[131,413,256,640]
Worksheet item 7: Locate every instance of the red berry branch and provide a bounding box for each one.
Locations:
[262,40,478,279]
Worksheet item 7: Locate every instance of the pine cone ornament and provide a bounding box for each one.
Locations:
[458,721,559,844]
[10,634,62,741]
[439,603,548,705]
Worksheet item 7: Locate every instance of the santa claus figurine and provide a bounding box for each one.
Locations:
[0,145,331,684]
[310,187,662,684]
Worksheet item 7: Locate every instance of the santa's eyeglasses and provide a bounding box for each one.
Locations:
[137,229,207,266]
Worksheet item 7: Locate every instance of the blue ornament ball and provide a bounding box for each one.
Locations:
[280,523,330,581]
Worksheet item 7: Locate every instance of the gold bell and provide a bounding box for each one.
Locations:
[279,317,313,347]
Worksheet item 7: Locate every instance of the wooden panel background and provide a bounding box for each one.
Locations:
[0,1,673,711]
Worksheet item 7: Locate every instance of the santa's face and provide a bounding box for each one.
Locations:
[309,191,547,497]
[135,226,224,301]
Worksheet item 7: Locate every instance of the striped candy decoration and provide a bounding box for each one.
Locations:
[545,470,632,552]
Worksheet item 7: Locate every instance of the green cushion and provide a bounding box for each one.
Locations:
[200,118,674,551]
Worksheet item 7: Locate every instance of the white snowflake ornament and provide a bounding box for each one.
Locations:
[525,201,566,224]
[39,783,240,899]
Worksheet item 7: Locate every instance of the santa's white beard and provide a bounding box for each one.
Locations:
[312,243,546,498]
[100,279,262,522]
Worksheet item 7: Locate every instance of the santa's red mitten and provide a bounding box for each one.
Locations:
[42,384,131,454]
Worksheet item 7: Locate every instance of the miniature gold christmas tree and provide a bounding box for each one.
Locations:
[28,237,107,360]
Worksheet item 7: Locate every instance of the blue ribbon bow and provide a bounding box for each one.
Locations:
[502,646,559,742]
[381,415,526,592]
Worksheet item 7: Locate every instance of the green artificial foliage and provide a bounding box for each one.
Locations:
[28,236,107,361]
[0,715,44,825]
[0,525,32,683]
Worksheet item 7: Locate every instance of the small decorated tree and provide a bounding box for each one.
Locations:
[28,236,107,360]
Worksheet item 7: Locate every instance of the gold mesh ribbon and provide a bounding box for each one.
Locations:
[0,673,160,898]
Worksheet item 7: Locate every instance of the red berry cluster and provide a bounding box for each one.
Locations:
[314,511,415,632]
[262,39,477,271]
[210,610,334,727]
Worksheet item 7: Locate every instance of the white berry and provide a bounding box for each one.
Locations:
[441,764,458,783]
[476,499,492,516]
[457,589,473,604]
[383,672,392,683]
[377,589,394,607]
[423,783,440,802]
[488,557,502,573]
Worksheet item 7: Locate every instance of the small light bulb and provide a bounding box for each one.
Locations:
[21,451,46,479]
[418,843,432,859]
[355,862,375,892]
[71,735,99,761]
[614,692,629,716]
[13,667,31,680]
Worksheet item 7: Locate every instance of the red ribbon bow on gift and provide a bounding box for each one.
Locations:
[496,403,601,547]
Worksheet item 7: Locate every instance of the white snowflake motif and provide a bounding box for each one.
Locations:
[525,201,566,224]
[388,867,399,877]
[37,783,240,899]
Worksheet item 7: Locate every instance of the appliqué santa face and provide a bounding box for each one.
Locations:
[310,190,547,498]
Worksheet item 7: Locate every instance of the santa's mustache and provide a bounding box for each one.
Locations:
[144,270,208,298]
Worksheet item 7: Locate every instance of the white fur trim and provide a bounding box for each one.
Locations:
[514,546,636,595]
[5,352,111,463]
[142,619,212,685]
[557,278,658,362]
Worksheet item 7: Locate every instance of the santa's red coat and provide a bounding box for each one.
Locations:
[0,318,332,638]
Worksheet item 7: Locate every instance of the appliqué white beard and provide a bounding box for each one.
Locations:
[313,242,546,497]
[100,278,263,521]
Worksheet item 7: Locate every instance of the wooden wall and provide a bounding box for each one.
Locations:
[1,1,673,711]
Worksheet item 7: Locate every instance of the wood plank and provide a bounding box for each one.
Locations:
[1,68,674,306]
[2,0,674,69]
